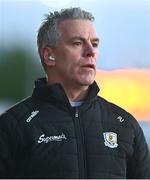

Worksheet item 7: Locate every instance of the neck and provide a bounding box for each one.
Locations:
[63,85,89,101]
[46,70,90,101]
[47,77,89,102]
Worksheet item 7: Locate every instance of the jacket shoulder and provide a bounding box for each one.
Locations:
[97,96,140,130]
[0,97,35,130]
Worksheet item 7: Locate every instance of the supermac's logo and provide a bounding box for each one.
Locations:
[38,133,67,143]
[103,132,118,148]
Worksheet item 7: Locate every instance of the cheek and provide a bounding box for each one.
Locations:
[69,62,79,74]
[64,55,81,72]
[55,48,81,72]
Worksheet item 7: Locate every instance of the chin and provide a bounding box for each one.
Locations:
[83,76,95,85]
[77,74,95,86]
[80,79,95,86]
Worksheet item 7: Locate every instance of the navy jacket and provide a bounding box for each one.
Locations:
[0,78,150,178]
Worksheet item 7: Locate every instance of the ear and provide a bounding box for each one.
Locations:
[40,47,56,66]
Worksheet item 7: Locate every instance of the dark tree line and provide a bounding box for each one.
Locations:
[0,47,44,102]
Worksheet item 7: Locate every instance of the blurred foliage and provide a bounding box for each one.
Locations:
[0,47,44,102]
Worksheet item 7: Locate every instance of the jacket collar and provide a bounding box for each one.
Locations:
[32,78,100,104]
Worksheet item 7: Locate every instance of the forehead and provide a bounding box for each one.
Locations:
[58,19,98,39]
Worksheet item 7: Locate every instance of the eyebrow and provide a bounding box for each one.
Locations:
[69,36,100,43]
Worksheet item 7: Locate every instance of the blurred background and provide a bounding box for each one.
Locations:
[0,0,150,147]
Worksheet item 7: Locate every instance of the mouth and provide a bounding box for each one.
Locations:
[81,64,95,70]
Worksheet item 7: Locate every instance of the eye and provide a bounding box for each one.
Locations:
[73,41,82,46]
[92,42,99,48]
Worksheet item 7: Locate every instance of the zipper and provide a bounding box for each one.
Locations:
[75,108,79,118]
[74,107,87,178]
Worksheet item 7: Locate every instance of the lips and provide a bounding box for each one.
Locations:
[81,64,96,70]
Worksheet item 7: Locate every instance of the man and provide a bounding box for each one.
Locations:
[0,7,150,178]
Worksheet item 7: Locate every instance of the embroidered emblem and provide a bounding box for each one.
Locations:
[117,115,124,122]
[103,132,118,148]
[38,133,67,143]
[26,110,39,123]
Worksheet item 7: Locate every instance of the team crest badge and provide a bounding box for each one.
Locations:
[103,132,118,148]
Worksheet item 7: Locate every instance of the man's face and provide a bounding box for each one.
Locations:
[52,19,99,88]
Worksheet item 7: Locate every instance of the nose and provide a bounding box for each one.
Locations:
[83,43,96,58]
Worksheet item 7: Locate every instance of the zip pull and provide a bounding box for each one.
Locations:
[75,107,79,118]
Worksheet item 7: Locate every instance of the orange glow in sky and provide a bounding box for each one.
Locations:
[95,69,150,121]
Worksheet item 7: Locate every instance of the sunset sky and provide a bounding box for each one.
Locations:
[96,69,150,121]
